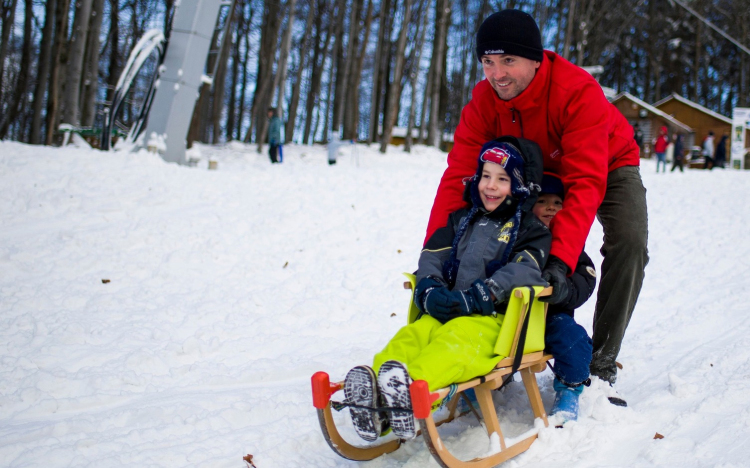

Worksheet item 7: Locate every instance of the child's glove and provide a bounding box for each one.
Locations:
[423,280,495,323]
[541,256,570,304]
[414,276,445,313]
[424,288,472,323]
[465,280,495,316]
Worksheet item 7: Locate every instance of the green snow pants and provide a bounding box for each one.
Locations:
[373,314,505,391]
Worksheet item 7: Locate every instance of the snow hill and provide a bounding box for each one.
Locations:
[2,139,750,467]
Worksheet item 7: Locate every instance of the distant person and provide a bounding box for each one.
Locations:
[267,108,282,164]
[633,123,644,155]
[670,133,684,173]
[328,132,341,165]
[702,131,715,170]
[714,134,728,169]
[652,126,668,173]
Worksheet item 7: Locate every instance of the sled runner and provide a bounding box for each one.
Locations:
[312,274,553,467]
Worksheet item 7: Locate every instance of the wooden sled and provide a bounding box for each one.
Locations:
[312,275,553,467]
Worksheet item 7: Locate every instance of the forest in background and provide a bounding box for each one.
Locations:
[0,0,748,152]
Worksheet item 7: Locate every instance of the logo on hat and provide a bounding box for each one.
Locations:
[480,147,511,168]
[484,49,505,55]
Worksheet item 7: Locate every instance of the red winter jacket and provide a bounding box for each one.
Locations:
[653,135,668,153]
[425,51,640,272]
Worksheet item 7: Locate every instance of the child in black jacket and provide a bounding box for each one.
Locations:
[532,173,595,422]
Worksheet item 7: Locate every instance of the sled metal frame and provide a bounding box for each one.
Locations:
[312,285,553,467]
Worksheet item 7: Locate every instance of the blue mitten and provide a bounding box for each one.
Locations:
[414,276,445,313]
[465,280,495,316]
[424,287,473,323]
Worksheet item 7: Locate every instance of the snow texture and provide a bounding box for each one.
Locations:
[2,139,750,467]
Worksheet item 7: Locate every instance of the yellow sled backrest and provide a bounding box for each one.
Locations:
[493,285,547,359]
[403,273,547,358]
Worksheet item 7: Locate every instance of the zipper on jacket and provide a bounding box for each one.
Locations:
[510,108,525,137]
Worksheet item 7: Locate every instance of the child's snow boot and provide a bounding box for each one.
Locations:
[344,365,382,442]
[550,378,584,423]
[378,360,416,439]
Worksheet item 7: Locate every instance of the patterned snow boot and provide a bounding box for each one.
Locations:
[378,360,416,439]
[344,365,382,442]
[550,378,584,423]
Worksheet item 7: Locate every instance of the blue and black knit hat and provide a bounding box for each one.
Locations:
[539,172,564,199]
[466,140,530,208]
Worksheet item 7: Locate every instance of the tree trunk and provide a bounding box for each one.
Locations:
[211,0,238,144]
[105,0,120,105]
[404,0,427,152]
[30,0,57,144]
[332,0,355,135]
[563,0,576,61]
[380,0,412,153]
[273,0,297,123]
[302,0,332,145]
[367,0,392,144]
[286,0,314,143]
[427,0,449,147]
[0,0,18,108]
[0,0,31,138]
[245,0,283,145]
[62,0,94,127]
[80,0,105,128]
[343,0,373,140]
[45,0,72,145]
[226,0,243,141]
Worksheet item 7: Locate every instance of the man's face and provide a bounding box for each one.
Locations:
[481,54,541,101]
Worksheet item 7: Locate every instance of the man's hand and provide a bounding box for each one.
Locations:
[541,256,570,304]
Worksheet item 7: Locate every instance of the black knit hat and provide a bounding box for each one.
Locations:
[476,9,543,62]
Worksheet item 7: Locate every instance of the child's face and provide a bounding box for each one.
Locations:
[532,193,563,227]
[478,163,511,211]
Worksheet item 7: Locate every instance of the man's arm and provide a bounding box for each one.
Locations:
[549,81,611,271]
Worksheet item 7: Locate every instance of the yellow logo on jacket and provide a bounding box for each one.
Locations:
[497,221,514,243]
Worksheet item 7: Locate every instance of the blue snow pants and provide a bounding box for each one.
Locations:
[545,313,593,386]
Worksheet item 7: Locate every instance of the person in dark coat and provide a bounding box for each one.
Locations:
[714,134,728,169]
[267,108,282,164]
[671,133,684,172]
[532,173,596,420]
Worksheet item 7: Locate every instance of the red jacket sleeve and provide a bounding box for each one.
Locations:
[548,80,609,271]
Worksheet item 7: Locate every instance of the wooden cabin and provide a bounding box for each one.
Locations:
[610,92,694,158]
[654,93,749,168]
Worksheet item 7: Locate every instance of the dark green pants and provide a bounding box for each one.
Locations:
[591,166,649,384]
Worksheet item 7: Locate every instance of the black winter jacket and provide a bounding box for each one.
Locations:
[417,200,551,310]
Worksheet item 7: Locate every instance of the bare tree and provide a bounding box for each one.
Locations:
[379,0,412,153]
[286,0,314,143]
[342,0,373,141]
[427,0,449,147]
[30,0,58,144]
[80,0,106,128]
[62,0,94,127]
[0,0,31,138]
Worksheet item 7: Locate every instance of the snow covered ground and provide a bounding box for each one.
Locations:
[2,138,750,467]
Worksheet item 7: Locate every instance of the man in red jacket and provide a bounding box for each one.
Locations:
[425,9,649,390]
